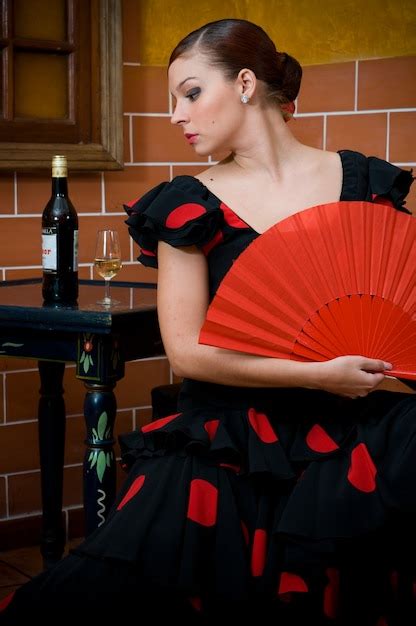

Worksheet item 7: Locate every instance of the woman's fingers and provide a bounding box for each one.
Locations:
[360,358,393,373]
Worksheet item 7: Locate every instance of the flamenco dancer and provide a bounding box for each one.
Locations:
[1,18,415,626]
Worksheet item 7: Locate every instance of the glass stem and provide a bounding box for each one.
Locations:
[104,279,111,303]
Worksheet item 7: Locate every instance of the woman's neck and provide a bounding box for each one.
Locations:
[230,106,305,180]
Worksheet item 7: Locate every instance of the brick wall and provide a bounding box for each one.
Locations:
[0,11,414,549]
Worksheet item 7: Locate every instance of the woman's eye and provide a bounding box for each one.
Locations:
[186,88,200,101]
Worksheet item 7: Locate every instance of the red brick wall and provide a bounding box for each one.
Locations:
[0,5,414,548]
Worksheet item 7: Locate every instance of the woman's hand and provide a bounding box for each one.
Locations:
[314,355,392,398]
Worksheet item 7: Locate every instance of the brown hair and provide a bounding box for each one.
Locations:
[169,18,302,107]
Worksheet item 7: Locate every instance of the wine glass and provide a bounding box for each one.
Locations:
[94,229,122,305]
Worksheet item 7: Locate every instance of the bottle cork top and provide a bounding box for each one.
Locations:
[52,155,67,177]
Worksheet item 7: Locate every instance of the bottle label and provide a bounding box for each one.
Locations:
[42,227,78,272]
[42,227,57,271]
[74,229,79,271]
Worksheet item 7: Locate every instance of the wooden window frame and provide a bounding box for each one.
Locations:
[0,0,123,171]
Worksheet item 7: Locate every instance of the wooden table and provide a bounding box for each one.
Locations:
[0,278,162,567]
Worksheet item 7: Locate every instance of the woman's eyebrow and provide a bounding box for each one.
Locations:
[175,76,197,90]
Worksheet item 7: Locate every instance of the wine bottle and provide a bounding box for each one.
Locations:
[42,155,79,303]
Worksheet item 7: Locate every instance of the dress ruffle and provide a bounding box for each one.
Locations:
[368,156,414,213]
[118,407,296,481]
[71,390,416,570]
[339,149,414,213]
[124,176,223,268]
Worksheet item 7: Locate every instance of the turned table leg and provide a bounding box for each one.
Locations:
[82,382,117,535]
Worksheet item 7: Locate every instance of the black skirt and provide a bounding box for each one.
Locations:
[1,382,416,626]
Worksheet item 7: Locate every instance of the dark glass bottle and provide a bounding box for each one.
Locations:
[42,155,79,303]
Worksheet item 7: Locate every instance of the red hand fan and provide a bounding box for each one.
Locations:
[199,201,416,380]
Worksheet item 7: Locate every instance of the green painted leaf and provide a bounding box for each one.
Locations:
[106,452,111,467]
[97,451,106,482]
[89,355,94,367]
[83,357,90,374]
[88,451,94,462]
[92,428,98,443]
[97,412,108,439]
[90,451,97,468]
[80,352,85,364]
[2,342,24,347]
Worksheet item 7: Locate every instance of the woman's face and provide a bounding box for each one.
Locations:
[168,52,243,157]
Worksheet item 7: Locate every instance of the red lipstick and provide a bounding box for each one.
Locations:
[185,133,198,144]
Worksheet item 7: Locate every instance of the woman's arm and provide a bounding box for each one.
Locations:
[157,242,390,398]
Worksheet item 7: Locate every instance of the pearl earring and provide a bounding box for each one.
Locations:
[240,94,250,104]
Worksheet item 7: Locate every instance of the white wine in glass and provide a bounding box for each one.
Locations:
[94,229,122,305]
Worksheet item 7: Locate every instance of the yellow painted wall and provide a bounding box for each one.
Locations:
[137,0,416,66]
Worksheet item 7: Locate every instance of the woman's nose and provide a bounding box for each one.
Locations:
[170,102,188,126]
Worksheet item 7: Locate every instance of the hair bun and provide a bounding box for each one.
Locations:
[277,51,302,102]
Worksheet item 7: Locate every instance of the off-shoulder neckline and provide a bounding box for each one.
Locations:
[172,150,356,236]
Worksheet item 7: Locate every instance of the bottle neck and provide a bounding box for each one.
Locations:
[52,176,68,196]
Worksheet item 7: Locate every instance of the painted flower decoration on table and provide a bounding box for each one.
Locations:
[80,333,94,373]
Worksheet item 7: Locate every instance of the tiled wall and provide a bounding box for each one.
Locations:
[0,15,415,550]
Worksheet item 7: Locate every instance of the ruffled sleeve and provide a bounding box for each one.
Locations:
[339,150,414,214]
[123,176,223,268]
[368,156,414,214]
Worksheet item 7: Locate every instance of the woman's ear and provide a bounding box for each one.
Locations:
[236,68,256,101]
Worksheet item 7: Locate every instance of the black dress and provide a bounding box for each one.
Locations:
[1,150,415,625]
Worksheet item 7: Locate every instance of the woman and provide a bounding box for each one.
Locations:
[1,18,415,625]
